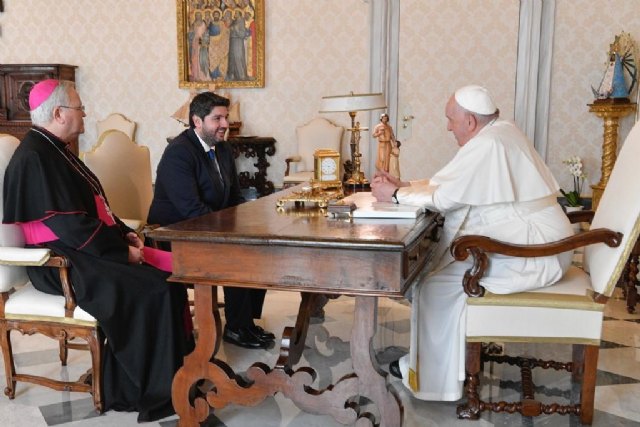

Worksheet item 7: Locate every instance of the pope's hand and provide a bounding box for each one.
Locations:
[374,169,408,188]
[371,180,396,203]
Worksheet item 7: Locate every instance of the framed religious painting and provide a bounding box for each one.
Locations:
[177,0,265,89]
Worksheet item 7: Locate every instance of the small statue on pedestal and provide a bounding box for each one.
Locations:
[373,113,399,176]
[592,32,637,102]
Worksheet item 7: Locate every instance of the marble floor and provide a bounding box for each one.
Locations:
[1,286,640,427]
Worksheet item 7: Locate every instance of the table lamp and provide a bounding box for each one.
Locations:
[319,92,387,185]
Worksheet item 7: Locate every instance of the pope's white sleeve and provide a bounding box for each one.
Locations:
[397,181,466,213]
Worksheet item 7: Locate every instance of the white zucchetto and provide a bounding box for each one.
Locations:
[454,85,497,115]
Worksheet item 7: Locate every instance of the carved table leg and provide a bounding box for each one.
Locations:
[349,296,403,426]
[173,291,402,426]
[250,295,403,426]
[173,284,272,425]
[172,284,221,425]
[276,292,315,369]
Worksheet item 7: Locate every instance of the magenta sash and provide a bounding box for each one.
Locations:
[20,221,58,245]
[20,195,115,245]
[143,247,173,272]
[94,195,116,226]
[17,195,172,272]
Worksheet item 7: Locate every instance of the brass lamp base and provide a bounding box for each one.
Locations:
[345,175,369,186]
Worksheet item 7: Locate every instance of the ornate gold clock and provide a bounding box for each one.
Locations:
[313,149,341,189]
[275,149,343,211]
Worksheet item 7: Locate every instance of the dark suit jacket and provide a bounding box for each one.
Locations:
[148,128,244,226]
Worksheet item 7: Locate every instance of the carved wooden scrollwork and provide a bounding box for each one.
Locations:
[451,228,623,298]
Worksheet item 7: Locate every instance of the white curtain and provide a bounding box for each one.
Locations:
[515,0,556,160]
[367,0,400,176]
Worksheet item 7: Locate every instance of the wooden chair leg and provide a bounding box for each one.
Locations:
[457,342,483,420]
[572,344,585,382]
[624,240,640,313]
[86,330,104,413]
[59,337,68,366]
[0,323,16,399]
[579,345,599,425]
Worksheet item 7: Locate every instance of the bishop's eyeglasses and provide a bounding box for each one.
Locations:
[59,105,86,112]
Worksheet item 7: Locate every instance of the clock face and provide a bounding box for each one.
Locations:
[321,158,337,175]
[320,157,338,181]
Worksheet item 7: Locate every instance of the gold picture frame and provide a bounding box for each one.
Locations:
[177,0,265,89]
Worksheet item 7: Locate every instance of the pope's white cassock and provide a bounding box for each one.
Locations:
[395,119,574,401]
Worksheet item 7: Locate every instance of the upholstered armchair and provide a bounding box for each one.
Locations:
[452,121,640,425]
[83,130,153,233]
[96,112,137,141]
[0,134,103,412]
[283,117,344,187]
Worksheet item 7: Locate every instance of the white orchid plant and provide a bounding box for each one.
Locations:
[560,156,587,207]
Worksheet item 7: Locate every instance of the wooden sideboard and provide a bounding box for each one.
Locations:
[227,136,276,197]
[0,64,78,153]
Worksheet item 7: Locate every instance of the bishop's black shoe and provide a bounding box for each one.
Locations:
[389,359,402,379]
[223,326,269,349]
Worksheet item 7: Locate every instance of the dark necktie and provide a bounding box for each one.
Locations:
[208,149,224,187]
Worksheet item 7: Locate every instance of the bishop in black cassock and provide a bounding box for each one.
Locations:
[2,80,192,422]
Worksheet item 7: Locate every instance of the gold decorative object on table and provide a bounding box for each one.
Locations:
[588,32,638,210]
[276,149,344,210]
[275,185,343,210]
[313,149,341,189]
[319,92,387,186]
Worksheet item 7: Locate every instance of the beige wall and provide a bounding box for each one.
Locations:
[398,0,519,181]
[1,0,639,192]
[0,0,369,182]
[549,0,640,196]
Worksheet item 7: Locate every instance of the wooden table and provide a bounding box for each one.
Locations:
[149,188,440,426]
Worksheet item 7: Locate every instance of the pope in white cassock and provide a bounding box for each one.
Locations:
[371,85,574,401]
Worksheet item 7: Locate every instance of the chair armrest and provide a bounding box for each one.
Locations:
[284,155,302,176]
[121,218,144,234]
[566,209,594,224]
[450,228,622,298]
[0,247,79,317]
[42,253,78,317]
[0,247,51,266]
[141,224,161,248]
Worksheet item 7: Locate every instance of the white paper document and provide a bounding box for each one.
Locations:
[343,192,424,219]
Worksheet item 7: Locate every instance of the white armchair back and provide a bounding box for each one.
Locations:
[83,130,153,230]
[284,117,344,185]
[0,134,28,292]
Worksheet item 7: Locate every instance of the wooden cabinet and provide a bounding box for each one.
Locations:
[0,64,77,153]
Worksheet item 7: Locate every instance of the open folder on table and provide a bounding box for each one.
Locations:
[343,192,424,219]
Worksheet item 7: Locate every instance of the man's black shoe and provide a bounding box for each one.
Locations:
[389,359,402,379]
[250,325,276,341]
[223,326,269,349]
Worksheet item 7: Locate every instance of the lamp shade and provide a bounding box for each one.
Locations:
[319,92,387,113]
